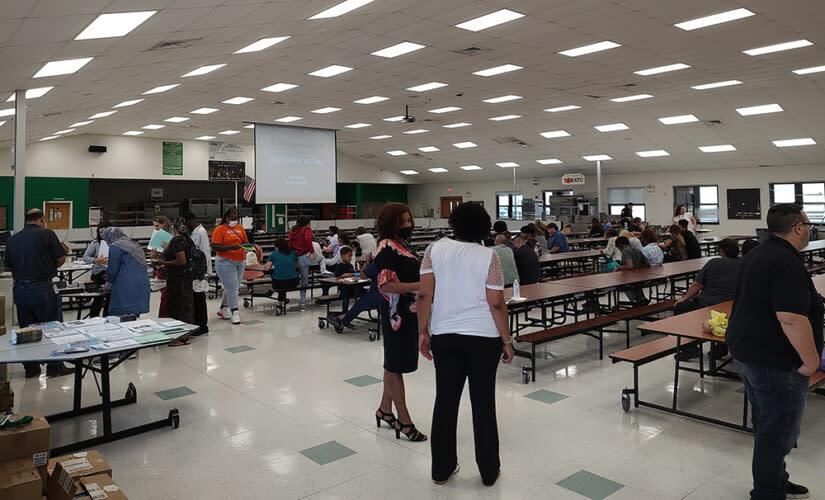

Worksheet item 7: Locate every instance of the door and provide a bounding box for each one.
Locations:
[44,202,71,230]
[440,196,463,219]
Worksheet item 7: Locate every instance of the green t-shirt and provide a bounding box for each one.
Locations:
[492,245,518,286]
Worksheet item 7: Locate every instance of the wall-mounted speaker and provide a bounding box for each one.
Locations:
[88,145,107,153]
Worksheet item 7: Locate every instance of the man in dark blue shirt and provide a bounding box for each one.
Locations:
[546,223,569,253]
[5,209,73,378]
[727,204,823,500]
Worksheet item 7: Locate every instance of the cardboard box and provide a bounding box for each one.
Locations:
[0,387,13,411]
[45,462,83,500]
[47,449,112,500]
[0,413,51,488]
[80,474,129,500]
[0,458,42,500]
[0,380,10,394]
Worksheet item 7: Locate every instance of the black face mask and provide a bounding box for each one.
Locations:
[397,227,413,240]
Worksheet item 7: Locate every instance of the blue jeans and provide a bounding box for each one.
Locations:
[734,360,809,500]
[215,257,245,310]
[297,254,311,303]
[13,281,65,375]
[340,291,380,326]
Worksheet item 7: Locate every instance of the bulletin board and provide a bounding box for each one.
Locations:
[727,188,761,219]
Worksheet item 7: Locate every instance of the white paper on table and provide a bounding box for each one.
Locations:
[76,323,121,334]
[121,319,160,330]
[64,317,107,328]
[159,320,185,327]
[92,339,139,350]
[83,328,129,340]
[51,334,90,345]
[44,328,80,339]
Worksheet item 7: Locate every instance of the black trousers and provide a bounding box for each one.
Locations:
[13,281,65,375]
[193,291,208,334]
[272,277,299,302]
[431,334,502,483]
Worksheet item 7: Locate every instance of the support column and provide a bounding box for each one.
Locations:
[596,160,603,216]
[13,89,26,231]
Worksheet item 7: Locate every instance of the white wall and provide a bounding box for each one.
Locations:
[408,164,825,235]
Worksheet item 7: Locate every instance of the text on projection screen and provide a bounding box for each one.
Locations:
[255,124,337,204]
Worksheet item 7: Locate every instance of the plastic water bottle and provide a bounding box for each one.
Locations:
[513,279,520,298]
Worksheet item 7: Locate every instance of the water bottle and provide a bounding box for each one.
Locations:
[513,279,520,298]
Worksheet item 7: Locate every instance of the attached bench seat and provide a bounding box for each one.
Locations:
[606,299,677,347]
[609,335,699,365]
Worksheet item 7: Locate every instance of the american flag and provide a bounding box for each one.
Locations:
[242,175,256,202]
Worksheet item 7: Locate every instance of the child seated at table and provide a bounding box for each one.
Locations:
[328,254,380,330]
[332,247,356,311]
[264,238,298,305]
[615,236,650,306]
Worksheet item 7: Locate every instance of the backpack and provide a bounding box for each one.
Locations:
[186,245,207,280]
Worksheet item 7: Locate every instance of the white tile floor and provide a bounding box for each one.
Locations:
[7,292,825,499]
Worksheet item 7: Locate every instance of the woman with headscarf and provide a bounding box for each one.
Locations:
[157,218,195,345]
[103,227,150,317]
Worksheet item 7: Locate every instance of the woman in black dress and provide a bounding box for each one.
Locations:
[158,218,195,346]
[373,203,426,442]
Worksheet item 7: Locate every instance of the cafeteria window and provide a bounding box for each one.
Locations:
[674,185,719,224]
[771,182,825,223]
[496,192,523,220]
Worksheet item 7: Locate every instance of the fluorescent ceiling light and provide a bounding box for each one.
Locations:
[635,63,691,76]
[54,129,74,135]
[371,42,425,58]
[5,86,54,102]
[406,82,448,92]
[143,84,179,94]
[793,65,825,75]
[244,124,255,129]
[482,95,521,103]
[33,57,93,78]
[540,130,570,138]
[40,136,59,141]
[89,111,116,119]
[496,162,519,168]
[545,105,580,112]
[582,155,612,161]
[0,121,6,127]
[234,36,290,54]
[744,40,813,56]
[559,40,620,57]
[460,165,482,171]
[443,122,471,128]
[691,80,742,90]
[142,124,165,130]
[309,65,353,77]
[122,131,143,136]
[345,123,371,128]
[164,117,189,123]
[0,108,15,117]
[275,116,302,122]
[311,107,342,114]
[489,115,521,121]
[370,135,392,140]
[191,107,219,115]
[113,99,144,108]
[70,121,93,127]
[403,129,428,134]
[354,96,389,104]
[675,8,754,31]
[537,158,562,165]
[383,116,404,122]
[309,0,374,19]
[453,141,477,149]
[473,64,523,77]
[400,170,419,175]
[75,11,156,40]
[219,130,240,135]
[387,150,407,156]
[610,94,653,102]
[455,9,524,32]
[428,168,448,173]
[699,144,736,152]
[182,64,226,77]
[773,138,816,147]
[195,136,216,140]
[659,114,699,125]
[736,103,783,116]
[595,123,629,132]
[418,146,439,152]
[429,106,462,113]
[223,96,254,105]
[261,83,298,92]
[636,150,670,157]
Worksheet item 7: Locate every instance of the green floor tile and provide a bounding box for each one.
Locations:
[244,320,264,325]
[154,386,196,400]
[344,375,382,387]
[300,441,356,465]
[225,345,256,353]
[524,389,568,405]
[557,470,624,500]
[535,351,558,360]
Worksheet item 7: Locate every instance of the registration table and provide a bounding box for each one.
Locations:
[0,317,197,455]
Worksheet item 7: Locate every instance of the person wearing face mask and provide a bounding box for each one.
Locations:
[211,206,248,324]
[82,223,110,317]
[150,215,172,317]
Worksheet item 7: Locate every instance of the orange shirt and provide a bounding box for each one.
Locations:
[211,224,248,261]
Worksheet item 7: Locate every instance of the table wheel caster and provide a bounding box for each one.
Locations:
[318,318,327,329]
[368,330,377,342]
[169,408,180,429]
[621,389,631,412]
[521,367,530,384]
[125,382,137,401]
[243,299,250,308]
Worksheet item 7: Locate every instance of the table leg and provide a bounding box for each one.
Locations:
[672,337,682,410]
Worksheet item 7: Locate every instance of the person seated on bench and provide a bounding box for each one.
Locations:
[356,226,377,257]
[319,232,352,276]
[619,229,643,251]
[741,238,759,256]
[331,246,357,312]
[659,224,687,262]
[601,229,622,271]
[615,236,650,306]
[546,223,569,253]
[264,238,298,305]
[519,224,537,249]
[329,254,379,330]
[492,220,513,249]
[492,234,518,286]
[512,236,540,285]
[674,238,742,360]
[323,225,340,255]
[628,217,644,233]
[639,228,664,265]
[677,219,702,259]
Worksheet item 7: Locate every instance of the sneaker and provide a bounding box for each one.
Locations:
[231,310,241,324]
[328,315,343,329]
[299,303,307,312]
[217,307,231,320]
[787,481,809,499]
[321,270,334,277]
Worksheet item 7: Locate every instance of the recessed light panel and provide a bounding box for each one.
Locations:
[634,63,691,76]
[89,111,116,119]
[674,8,754,31]
[75,11,156,39]
[371,42,425,58]
[33,57,93,78]
[489,115,521,121]
[443,122,471,128]
[181,64,226,77]
[559,40,620,57]
[113,99,144,108]
[354,96,389,104]
[403,129,428,134]
[0,108,15,118]
[793,65,825,75]
[244,124,255,129]
[122,130,143,136]
[595,123,629,132]
[540,130,570,138]
[418,146,439,152]
[223,96,254,105]
[40,136,59,141]
[582,154,612,161]
[142,124,165,130]
[164,116,189,123]
[54,129,74,135]
[496,162,519,168]
[453,142,477,148]
[143,84,179,95]
[460,165,482,170]
[309,0,375,19]
[428,168,448,173]
[191,107,219,115]
[261,83,298,92]
[773,138,816,147]
[429,106,462,113]
[234,37,290,54]
[219,130,240,135]
[699,144,736,152]
[636,150,670,157]
[744,40,813,56]
[545,105,580,112]
[311,107,342,114]
[70,121,93,127]
[482,95,522,103]
[276,116,302,122]
[406,82,448,92]
[387,150,407,156]
[345,123,371,128]
[736,103,783,116]
[370,135,392,139]
[308,65,353,77]
[383,116,404,122]
[195,136,216,140]
[455,9,524,31]
[473,64,523,77]
[659,114,699,125]
[5,86,54,102]
[400,170,419,175]
[610,94,653,102]
[536,158,562,165]
[691,80,742,90]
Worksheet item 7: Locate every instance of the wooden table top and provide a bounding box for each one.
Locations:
[638,301,732,343]
[813,274,825,296]
[539,249,603,263]
[503,281,591,303]
[641,257,715,276]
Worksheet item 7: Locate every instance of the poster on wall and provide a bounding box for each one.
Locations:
[209,141,245,161]
[162,141,183,175]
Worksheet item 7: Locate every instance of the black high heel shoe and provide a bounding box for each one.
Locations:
[375,408,397,428]
[394,421,427,441]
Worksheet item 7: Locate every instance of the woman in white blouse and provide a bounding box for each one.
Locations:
[673,205,697,232]
[417,202,513,487]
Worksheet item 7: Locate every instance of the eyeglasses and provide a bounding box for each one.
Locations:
[798,222,813,226]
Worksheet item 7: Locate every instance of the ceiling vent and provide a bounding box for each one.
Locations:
[148,38,203,51]
[586,94,602,98]
[38,111,63,118]
[703,119,723,126]
[493,136,522,145]
[452,46,487,56]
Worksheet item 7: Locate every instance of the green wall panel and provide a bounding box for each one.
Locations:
[0,177,90,229]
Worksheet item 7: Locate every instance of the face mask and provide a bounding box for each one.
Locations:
[397,227,413,240]
[228,220,238,227]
